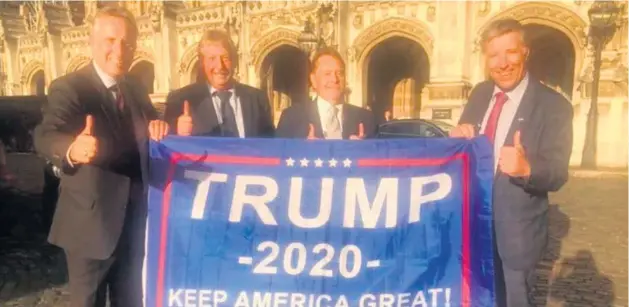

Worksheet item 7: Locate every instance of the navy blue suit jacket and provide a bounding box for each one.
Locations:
[458,78,573,270]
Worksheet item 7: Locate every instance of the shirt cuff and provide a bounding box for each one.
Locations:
[65,142,76,168]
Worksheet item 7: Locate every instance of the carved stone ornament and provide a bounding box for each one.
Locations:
[426,5,436,23]
[150,4,163,33]
[353,14,363,30]
[478,1,490,17]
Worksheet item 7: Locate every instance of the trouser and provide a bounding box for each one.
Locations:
[493,228,534,307]
[65,199,146,307]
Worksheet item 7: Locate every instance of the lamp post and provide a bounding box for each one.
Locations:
[581,1,621,169]
[297,17,321,58]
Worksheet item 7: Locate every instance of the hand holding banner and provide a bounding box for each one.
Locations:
[145,137,496,307]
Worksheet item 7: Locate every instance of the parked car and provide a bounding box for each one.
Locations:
[376,118,453,139]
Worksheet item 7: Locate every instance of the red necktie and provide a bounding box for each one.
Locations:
[484,92,508,143]
[111,85,125,111]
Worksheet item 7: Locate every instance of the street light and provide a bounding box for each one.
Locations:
[581,1,621,169]
[297,17,321,57]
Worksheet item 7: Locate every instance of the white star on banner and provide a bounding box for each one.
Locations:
[300,158,310,167]
[343,158,352,168]
[329,158,338,168]
[285,157,295,167]
[314,158,323,167]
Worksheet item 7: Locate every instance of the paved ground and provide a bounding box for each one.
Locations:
[0,153,627,307]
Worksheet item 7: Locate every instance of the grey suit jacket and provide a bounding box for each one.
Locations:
[34,65,157,260]
[459,78,573,270]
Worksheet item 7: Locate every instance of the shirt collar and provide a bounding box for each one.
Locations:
[493,72,529,104]
[92,61,117,89]
[208,84,235,96]
[316,96,342,112]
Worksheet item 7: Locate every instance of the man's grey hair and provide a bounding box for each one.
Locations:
[480,18,528,51]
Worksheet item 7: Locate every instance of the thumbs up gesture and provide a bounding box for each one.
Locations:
[69,115,98,164]
[499,131,531,177]
[177,100,193,136]
[306,124,318,140]
[349,123,365,140]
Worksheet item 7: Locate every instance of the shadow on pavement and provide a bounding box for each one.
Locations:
[0,181,68,304]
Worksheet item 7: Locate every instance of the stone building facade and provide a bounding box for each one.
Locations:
[0,1,627,167]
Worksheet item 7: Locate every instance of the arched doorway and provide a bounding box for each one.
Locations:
[365,36,429,121]
[525,24,576,99]
[128,60,155,94]
[259,45,310,122]
[30,70,45,96]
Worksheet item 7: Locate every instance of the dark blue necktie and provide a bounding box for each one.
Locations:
[216,91,238,137]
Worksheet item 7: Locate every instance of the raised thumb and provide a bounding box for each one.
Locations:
[307,123,316,139]
[182,100,190,116]
[358,122,365,137]
[514,130,522,147]
[81,115,94,136]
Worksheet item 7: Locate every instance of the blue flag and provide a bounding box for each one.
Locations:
[144,137,496,307]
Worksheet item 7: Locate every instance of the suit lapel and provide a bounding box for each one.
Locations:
[84,65,118,130]
[191,83,219,135]
[236,83,254,137]
[308,99,324,138]
[342,104,358,139]
[472,82,495,128]
[118,80,151,185]
[503,79,539,147]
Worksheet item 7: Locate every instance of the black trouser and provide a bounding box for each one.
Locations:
[65,197,146,307]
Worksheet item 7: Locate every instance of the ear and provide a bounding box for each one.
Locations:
[309,73,316,91]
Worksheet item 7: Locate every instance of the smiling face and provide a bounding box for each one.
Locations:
[310,54,346,105]
[199,41,234,90]
[484,30,529,91]
[90,15,136,79]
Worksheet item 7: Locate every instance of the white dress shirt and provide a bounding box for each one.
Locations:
[480,73,529,171]
[316,96,343,136]
[93,61,118,98]
[208,85,245,138]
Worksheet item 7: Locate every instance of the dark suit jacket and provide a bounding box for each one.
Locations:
[163,82,274,137]
[275,100,377,139]
[34,64,158,260]
[459,78,573,270]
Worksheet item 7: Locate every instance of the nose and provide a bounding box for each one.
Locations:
[497,54,509,69]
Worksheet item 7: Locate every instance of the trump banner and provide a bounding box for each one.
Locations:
[145,137,496,307]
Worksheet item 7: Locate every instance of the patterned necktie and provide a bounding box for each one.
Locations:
[484,91,508,143]
[324,105,342,139]
[217,91,238,137]
[110,85,124,111]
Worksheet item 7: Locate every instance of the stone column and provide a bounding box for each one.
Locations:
[425,1,472,124]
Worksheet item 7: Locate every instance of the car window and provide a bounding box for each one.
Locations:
[377,122,443,138]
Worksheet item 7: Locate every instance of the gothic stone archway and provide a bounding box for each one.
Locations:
[352,17,434,121]
[249,27,302,82]
[22,60,45,96]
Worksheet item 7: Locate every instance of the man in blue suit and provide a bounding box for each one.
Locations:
[450,19,573,306]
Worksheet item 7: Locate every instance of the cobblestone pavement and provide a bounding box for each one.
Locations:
[0,154,627,307]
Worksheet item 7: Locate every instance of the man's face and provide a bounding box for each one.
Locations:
[484,31,529,91]
[90,16,136,79]
[200,42,234,90]
[310,55,346,104]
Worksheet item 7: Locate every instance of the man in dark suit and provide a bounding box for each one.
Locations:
[276,47,376,139]
[164,29,274,138]
[34,6,168,307]
[451,19,573,306]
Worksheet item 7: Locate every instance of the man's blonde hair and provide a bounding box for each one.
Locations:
[92,5,138,37]
[197,29,239,68]
[480,18,528,52]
